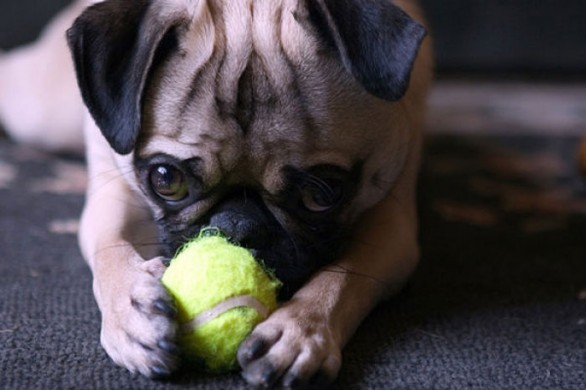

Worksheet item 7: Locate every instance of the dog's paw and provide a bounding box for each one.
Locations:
[99,257,179,379]
[237,302,342,389]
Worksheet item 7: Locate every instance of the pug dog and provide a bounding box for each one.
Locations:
[0,0,432,387]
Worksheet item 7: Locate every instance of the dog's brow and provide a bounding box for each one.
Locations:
[179,65,207,117]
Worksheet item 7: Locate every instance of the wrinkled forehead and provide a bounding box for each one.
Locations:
[139,0,392,174]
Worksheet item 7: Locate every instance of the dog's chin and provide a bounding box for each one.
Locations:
[155,192,350,298]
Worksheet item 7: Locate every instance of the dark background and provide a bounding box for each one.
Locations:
[1,0,586,75]
[0,0,73,49]
[421,0,586,75]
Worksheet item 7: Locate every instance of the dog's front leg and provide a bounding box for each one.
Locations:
[79,124,179,378]
[238,159,420,388]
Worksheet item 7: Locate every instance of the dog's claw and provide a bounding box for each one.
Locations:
[308,370,336,389]
[150,364,172,379]
[238,336,271,363]
[157,339,179,354]
[240,362,279,389]
[153,298,176,317]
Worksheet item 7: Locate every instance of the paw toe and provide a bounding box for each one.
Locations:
[238,334,277,366]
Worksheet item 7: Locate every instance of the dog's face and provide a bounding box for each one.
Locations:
[68,0,425,295]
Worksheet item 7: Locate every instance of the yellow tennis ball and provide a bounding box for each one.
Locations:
[161,233,281,372]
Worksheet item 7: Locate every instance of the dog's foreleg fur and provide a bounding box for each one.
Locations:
[78,119,179,377]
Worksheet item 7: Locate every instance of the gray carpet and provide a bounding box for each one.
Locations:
[1,133,584,389]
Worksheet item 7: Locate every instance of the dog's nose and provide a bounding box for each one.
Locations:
[209,211,269,248]
[207,191,271,250]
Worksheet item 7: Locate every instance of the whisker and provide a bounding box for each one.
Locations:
[320,264,390,287]
[86,166,138,196]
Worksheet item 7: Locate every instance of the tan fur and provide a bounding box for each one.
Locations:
[0,0,432,386]
[0,1,86,152]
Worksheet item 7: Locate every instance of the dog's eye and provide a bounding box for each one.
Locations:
[149,164,188,201]
[300,178,344,213]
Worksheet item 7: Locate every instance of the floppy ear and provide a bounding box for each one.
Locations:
[67,0,181,154]
[307,0,426,101]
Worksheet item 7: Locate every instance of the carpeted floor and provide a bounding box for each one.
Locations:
[1,82,585,389]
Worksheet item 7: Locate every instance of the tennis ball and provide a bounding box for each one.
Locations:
[161,232,281,372]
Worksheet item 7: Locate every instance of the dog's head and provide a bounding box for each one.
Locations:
[67,0,425,295]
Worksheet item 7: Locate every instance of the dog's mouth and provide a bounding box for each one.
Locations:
[155,189,349,298]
